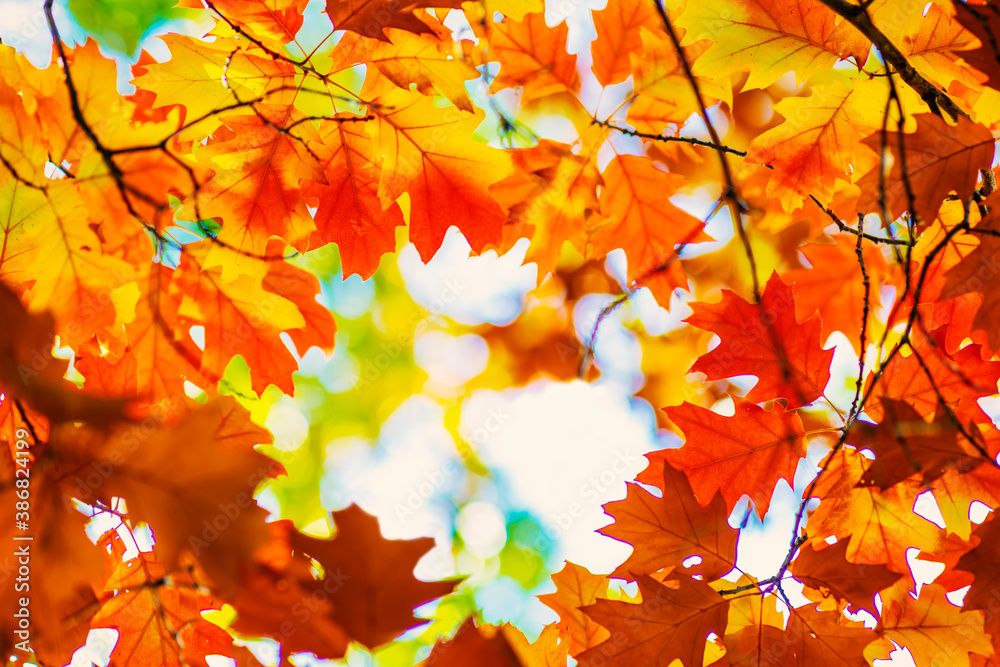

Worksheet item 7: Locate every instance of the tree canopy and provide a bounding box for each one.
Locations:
[3,0,1000,665]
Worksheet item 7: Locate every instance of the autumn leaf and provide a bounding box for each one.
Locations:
[591,154,709,298]
[589,0,658,86]
[302,118,404,279]
[745,73,884,210]
[806,446,944,573]
[862,324,1000,425]
[537,562,611,656]
[419,620,524,666]
[577,573,728,667]
[0,281,128,425]
[790,540,902,611]
[91,549,253,667]
[489,12,579,101]
[686,272,835,408]
[367,89,512,262]
[601,454,738,579]
[719,576,787,667]
[942,208,1000,352]
[786,604,876,666]
[288,504,460,648]
[866,580,994,667]
[208,0,309,49]
[783,234,887,354]
[676,0,870,89]
[856,113,995,225]
[325,0,466,41]
[851,398,986,489]
[663,397,807,517]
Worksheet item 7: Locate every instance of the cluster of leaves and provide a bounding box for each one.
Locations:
[3,0,1000,664]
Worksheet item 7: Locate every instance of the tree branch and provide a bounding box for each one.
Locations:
[816,0,964,120]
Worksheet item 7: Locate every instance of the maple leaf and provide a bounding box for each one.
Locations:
[686,272,835,408]
[537,562,611,656]
[663,398,807,517]
[601,454,738,579]
[576,573,729,667]
[288,504,460,648]
[856,113,995,225]
[790,540,902,611]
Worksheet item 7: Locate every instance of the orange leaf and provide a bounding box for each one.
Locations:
[790,540,902,612]
[856,113,995,225]
[601,455,738,579]
[537,562,611,656]
[289,504,460,648]
[686,272,835,408]
[589,0,658,87]
[490,12,579,101]
[663,397,808,517]
[576,573,728,667]
[591,155,710,299]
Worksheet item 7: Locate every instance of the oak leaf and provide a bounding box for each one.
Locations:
[862,325,1000,425]
[537,562,611,656]
[851,398,985,490]
[866,580,994,667]
[663,398,808,517]
[686,272,835,408]
[676,0,870,89]
[490,12,579,101]
[288,504,460,648]
[601,454,738,579]
[790,540,902,611]
[856,113,995,225]
[576,573,729,667]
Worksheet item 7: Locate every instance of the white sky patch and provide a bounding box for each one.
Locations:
[469,379,665,573]
[399,230,537,325]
